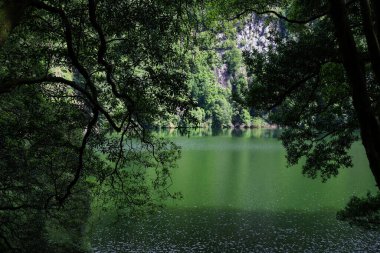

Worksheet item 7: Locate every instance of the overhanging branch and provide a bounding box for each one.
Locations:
[230,9,328,24]
[87,0,135,109]
[57,108,99,205]
[30,0,98,99]
[268,73,318,110]
[0,76,122,131]
[229,0,358,24]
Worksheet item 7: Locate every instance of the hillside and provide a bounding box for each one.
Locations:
[156,14,282,129]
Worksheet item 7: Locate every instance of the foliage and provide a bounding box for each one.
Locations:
[232,104,251,126]
[211,0,380,226]
[337,192,380,229]
[224,47,243,75]
[0,86,94,252]
[178,10,254,129]
[4,0,380,250]
[189,107,206,126]
[0,0,194,251]
[237,2,369,182]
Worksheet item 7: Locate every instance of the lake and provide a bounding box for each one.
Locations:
[91,129,380,252]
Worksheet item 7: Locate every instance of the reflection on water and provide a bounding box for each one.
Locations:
[154,127,281,139]
[91,129,380,252]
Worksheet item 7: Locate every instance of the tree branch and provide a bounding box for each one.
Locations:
[87,0,135,109]
[268,73,318,110]
[0,76,122,131]
[229,0,358,24]
[30,0,98,99]
[88,0,119,98]
[230,9,328,24]
[0,204,38,211]
[57,108,99,205]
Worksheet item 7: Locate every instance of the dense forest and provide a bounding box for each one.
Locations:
[1,0,380,252]
[154,13,274,129]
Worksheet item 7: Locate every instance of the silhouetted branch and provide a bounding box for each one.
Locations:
[0,204,38,211]
[230,9,328,23]
[0,76,122,131]
[229,0,358,23]
[57,108,99,205]
[88,0,121,99]
[30,0,99,99]
[268,73,318,110]
[87,0,136,118]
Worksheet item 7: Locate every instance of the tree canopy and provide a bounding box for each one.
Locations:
[1,0,380,251]
[210,0,380,189]
[0,0,193,251]
[205,0,380,228]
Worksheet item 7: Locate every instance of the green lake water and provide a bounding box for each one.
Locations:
[91,129,380,252]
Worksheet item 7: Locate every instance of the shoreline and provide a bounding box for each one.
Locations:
[156,124,279,130]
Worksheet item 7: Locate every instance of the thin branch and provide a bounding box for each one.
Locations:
[57,108,99,205]
[87,0,135,111]
[230,9,328,24]
[109,114,132,178]
[0,76,122,131]
[0,204,38,211]
[229,0,358,23]
[268,73,318,110]
[312,128,341,143]
[30,0,98,99]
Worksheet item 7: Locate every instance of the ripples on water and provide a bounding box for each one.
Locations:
[91,208,380,252]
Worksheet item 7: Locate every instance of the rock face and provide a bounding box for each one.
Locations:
[213,14,285,87]
[214,63,229,88]
[236,14,284,53]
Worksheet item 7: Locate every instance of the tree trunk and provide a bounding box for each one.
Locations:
[360,0,380,84]
[329,0,380,190]
[371,0,380,41]
[0,0,30,47]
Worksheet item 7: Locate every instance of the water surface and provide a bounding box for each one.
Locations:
[91,129,380,252]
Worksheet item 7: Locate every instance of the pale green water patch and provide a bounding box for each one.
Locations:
[166,129,376,211]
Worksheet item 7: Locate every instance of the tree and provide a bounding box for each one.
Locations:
[211,0,380,189]
[0,85,95,252]
[329,0,380,190]
[0,0,193,251]
[0,0,30,47]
